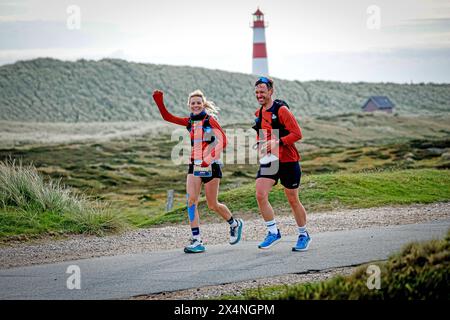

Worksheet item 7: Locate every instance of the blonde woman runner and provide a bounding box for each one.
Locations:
[152,89,244,253]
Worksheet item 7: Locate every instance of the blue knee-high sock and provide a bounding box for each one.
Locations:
[186,194,196,222]
[187,203,196,222]
[187,195,200,240]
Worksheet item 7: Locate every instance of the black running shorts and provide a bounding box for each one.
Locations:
[188,163,222,184]
[256,161,301,189]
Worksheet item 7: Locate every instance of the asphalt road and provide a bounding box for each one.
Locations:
[1,219,449,300]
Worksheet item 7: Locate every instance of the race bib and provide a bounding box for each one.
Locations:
[193,165,212,177]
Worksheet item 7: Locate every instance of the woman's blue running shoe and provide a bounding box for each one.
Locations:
[230,219,244,245]
[184,239,206,253]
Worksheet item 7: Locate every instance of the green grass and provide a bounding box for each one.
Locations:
[217,168,450,212]
[0,133,187,214]
[295,168,450,211]
[0,208,123,239]
[1,121,449,216]
[1,151,449,239]
[219,230,450,300]
[301,138,450,174]
[135,168,450,227]
[0,159,126,240]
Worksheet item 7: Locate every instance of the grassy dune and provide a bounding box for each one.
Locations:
[1,58,449,123]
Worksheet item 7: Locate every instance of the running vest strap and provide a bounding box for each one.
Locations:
[252,99,290,138]
[187,113,215,145]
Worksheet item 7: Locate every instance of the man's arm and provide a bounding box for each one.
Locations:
[277,106,302,145]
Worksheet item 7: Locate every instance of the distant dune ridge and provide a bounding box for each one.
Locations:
[0,58,449,123]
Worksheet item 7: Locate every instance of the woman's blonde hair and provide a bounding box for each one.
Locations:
[187,89,219,117]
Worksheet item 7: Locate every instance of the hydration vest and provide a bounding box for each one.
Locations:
[252,99,290,138]
[186,114,215,146]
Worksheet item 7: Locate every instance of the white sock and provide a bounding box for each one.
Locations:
[265,220,278,235]
[298,225,307,236]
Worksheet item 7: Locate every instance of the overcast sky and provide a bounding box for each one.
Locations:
[1,0,449,83]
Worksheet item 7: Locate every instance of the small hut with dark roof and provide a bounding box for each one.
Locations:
[362,96,395,113]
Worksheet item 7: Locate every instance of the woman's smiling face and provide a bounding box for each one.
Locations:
[189,96,205,115]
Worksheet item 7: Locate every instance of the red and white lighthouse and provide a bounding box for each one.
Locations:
[251,8,269,76]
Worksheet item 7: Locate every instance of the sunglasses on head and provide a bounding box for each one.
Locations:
[255,77,273,88]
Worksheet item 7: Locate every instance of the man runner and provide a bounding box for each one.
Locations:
[252,77,311,251]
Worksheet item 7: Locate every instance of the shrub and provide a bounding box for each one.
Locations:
[0,159,126,237]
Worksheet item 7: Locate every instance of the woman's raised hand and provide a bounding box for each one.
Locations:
[152,90,164,106]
